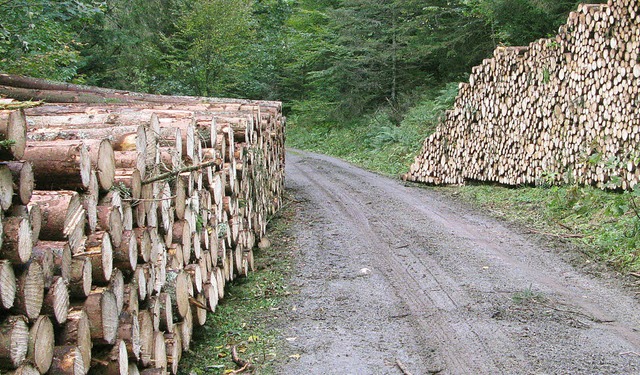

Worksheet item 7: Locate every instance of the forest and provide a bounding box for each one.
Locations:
[1,0,602,173]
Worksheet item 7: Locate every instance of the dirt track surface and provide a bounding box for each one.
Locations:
[274,150,640,375]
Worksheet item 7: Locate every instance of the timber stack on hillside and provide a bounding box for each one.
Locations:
[405,0,640,190]
[0,77,285,374]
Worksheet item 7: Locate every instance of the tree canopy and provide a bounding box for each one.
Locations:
[0,0,599,122]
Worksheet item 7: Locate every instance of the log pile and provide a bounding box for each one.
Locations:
[0,78,285,373]
[405,0,640,190]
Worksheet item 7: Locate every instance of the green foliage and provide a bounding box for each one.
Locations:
[0,0,104,81]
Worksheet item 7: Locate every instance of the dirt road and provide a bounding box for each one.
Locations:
[274,150,640,375]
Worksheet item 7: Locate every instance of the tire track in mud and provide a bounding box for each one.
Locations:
[277,150,640,375]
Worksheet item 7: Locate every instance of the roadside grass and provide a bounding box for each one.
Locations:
[178,202,297,375]
[449,183,640,273]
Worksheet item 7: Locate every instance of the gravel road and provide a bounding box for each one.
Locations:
[274,150,640,375]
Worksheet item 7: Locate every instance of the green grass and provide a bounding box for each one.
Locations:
[179,203,297,375]
[448,183,640,273]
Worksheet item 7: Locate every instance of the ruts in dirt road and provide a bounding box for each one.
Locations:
[276,150,640,375]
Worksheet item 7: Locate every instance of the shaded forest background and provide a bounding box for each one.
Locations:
[0,0,603,173]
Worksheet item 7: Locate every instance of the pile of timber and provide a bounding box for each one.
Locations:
[405,0,640,190]
[0,77,285,374]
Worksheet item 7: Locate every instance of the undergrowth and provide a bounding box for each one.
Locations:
[287,83,459,176]
[179,201,296,375]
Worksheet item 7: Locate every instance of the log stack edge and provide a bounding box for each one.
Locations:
[0,77,285,374]
[405,0,640,190]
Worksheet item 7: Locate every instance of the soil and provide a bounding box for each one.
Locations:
[273,150,640,375]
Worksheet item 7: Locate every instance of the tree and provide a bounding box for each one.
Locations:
[0,0,104,81]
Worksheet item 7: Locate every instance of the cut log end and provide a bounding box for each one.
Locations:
[27,315,54,374]
[0,315,29,369]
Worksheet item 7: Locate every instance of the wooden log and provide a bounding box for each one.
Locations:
[151,331,167,372]
[68,257,92,298]
[6,161,34,205]
[12,262,44,321]
[30,242,54,289]
[177,303,193,352]
[0,166,12,212]
[33,241,71,283]
[23,141,92,190]
[57,308,91,374]
[78,231,113,284]
[8,363,39,375]
[26,315,54,373]
[137,310,154,368]
[164,332,181,375]
[114,230,138,275]
[1,216,33,264]
[122,284,139,317]
[96,204,123,248]
[157,292,173,334]
[91,339,128,375]
[0,109,27,160]
[42,276,69,325]
[83,289,119,346]
[164,270,190,319]
[8,204,41,247]
[31,191,84,242]
[117,310,141,361]
[49,346,85,375]
[0,315,29,369]
[0,260,16,310]
[191,293,207,326]
[108,268,125,317]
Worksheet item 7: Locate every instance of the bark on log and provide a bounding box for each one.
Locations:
[91,339,128,375]
[49,346,85,375]
[57,308,91,375]
[117,310,141,361]
[164,332,181,375]
[83,289,119,346]
[23,141,91,190]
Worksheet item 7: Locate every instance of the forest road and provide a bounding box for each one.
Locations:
[274,150,640,375]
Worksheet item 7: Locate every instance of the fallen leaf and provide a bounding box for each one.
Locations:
[248,335,260,343]
[289,354,301,360]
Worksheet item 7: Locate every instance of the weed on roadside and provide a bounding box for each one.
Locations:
[512,284,547,305]
[178,199,297,375]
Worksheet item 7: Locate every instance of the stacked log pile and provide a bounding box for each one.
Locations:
[0,79,285,374]
[405,0,640,190]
